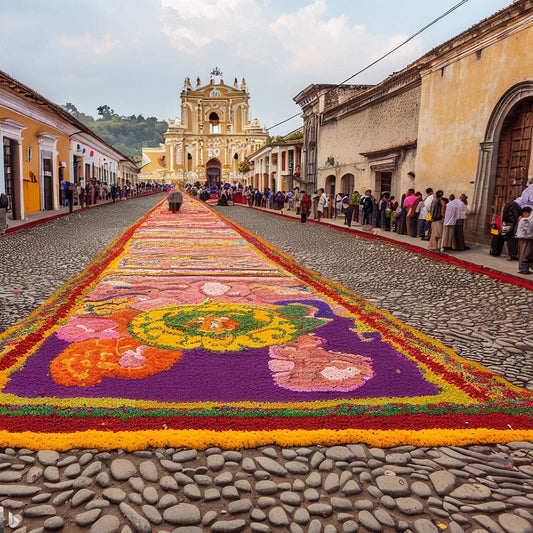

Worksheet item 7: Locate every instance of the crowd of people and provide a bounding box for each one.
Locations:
[183,179,533,276]
[59,180,163,213]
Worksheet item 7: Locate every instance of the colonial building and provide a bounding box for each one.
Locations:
[0,70,138,222]
[295,0,533,241]
[247,130,303,192]
[141,70,268,185]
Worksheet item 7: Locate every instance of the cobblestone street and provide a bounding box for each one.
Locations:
[0,200,532,533]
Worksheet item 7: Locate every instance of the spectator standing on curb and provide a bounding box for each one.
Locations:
[516,206,533,274]
[66,182,74,214]
[316,188,328,222]
[428,190,445,251]
[0,192,8,235]
[360,189,374,225]
[300,191,311,223]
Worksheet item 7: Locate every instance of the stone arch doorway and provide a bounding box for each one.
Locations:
[491,98,533,219]
[341,173,354,195]
[206,158,221,187]
[472,81,533,238]
[325,175,336,195]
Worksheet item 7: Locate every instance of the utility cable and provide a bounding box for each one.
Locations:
[266,0,471,131]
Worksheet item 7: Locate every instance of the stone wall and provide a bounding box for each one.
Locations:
[317,84,421,198]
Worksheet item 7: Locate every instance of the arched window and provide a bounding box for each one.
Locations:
[209,112,220,134]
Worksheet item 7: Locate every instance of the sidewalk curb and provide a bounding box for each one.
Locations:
[2,192,164,236]
[237,203,533,291]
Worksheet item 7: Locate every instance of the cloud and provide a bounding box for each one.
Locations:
[54,33,120,56]
[161,0,264,52]
[159,0,422,81]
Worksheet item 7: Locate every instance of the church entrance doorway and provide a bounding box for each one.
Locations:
[206,158,221,187]
[490,98,533,224]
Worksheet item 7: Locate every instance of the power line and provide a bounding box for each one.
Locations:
[266,0,471,131]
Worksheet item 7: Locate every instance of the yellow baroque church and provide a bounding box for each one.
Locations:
[141,71,268,185]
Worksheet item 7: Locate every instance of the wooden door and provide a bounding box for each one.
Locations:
[491,99,533,223]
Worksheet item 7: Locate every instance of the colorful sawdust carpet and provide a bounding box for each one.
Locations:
[0,196,532,450]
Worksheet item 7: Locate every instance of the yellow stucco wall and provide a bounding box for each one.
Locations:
[142,148,166,175]
[1,107,71,213]
[416,24,533,197]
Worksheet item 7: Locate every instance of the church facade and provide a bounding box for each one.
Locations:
[141,72,268,185]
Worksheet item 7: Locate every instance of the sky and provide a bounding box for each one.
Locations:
[0,0,514,135]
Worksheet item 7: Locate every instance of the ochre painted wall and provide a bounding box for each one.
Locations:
[1,107,71,213]
[416,25,533,198]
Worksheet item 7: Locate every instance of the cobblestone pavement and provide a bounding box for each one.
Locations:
[0,201,533,533]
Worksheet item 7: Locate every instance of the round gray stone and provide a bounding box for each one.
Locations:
[37,451,59,466]
[293,507,310,524]
[110,459,137,481]
[280,491,301,506]
[268,506,289,526]
[207,454,225,472]
[308,503,333,516]
[429,471,457,496]
[414,519,439,533]
[172,449,198,463]
[141,504,162,525]
[183,484,201,501]
[139,461,158,483]
[396,497,424,515]
[285,461,309,475]
[229,498,252,514]
[305,472,322,488]
[255,480,278,495]
[325,446,354,462]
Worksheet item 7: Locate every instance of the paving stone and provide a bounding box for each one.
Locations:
[472,515,505,532]
[234,479,252,493]
[374,508,395,528]
[138,461,158,483]
[242,458,256,472]
[255,480,278,495]
[43,516,64,530]
[211,520,247,533]
[75,509,102,527]
[308,519,322,533]
[331,497,353,511]
[396,497,424,515]
[119,503,152,533]
[71,489,95,507]
[172,450,198,463]
[90,515,121,533]
[324,473,340,493]
[81,461,102,478]
[207,454,225,472]
[342,520,359,533]
[23,505,56,518]
[325,446,354,462]
[214,472,233,486]
[64,463,81,478]
[255,457,288,477]
[342,479,362,495]
[285,461,309,475]
[228,498,252,514]
[411,481,432,498]
[375,475,410,496]
[110,459,137,481]
[141,504,162,525]
[358,510,382,532]
[163,503,201,525]
[203,510,218,526]
[303,488,320,501]
[268,506,289,526]
[413,519,439,533]
[100,488,126,504]
[498,513,533,533]
[308,503,333,516]
[293,508,310,524]
[96,472,111,488]
[160,460,182,473]
[450,482,492,501]
[251,509,267,522]
[429,471,457,496]
[86,499,111,510]
[258,497,276,508]
[52,490,73,506]
[252,523,272,533]
[222,486,240,500]
[37,451,59,466]
[204,488,221,501]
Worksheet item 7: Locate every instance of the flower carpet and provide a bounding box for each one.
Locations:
[0,196,532,450]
